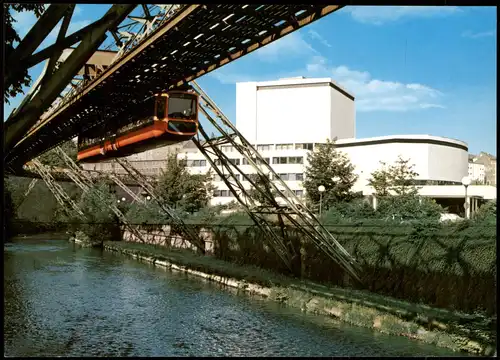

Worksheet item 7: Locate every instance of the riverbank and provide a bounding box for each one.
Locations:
[99,241,496,355]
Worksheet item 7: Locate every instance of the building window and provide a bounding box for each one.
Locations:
[294,190,304,196]
[276,144,293,151]
[228,158,240,166]
[288,173,303,181]
[288,156,303,164]
[295,143,313,150]
[257,144,272,151]
[186,159,207,167]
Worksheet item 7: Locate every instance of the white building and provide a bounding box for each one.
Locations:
[468,157,486,184]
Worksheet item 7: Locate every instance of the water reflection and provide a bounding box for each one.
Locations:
[4,239,468,357]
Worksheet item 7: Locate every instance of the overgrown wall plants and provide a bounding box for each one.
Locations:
[209,206,496,316]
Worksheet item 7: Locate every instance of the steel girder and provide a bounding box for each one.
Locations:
[190,81,361,281]
[4,4,72,90]
[4,4,137,153]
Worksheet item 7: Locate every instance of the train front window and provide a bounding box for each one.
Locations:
[156,97,166,120]
[168,94,197,120]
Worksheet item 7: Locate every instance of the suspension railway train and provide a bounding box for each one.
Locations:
[77,90,199,162]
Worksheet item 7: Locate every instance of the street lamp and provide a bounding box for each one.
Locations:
[318,185,325,217]
[121,197,126,202]
[146,196,151,201]
[461,176,471,219]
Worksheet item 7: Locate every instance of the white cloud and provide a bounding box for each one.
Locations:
[307,29,332,48]
[253,32,318,62]
[209,71,262,85]
[344,6,462,25]
[462,30,496,39]
[305,56,445,112]
[209,20,445,113]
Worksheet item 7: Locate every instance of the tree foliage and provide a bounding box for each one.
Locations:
[369,155,420,197]
[4,4,46,104]
[67,181,121,241]
[473,200,496,225]
[368,156,443,222]
[156,153,215,214]
[303,139,358,209]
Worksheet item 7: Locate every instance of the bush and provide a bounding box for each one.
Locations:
[376,196,443,223]
[473,201,496,225]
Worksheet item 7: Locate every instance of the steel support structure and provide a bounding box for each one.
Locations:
[190,81,361,281]
[5,4,137,152]
[28,160,85,219]
[23,178,38,198]
[113,157,206,253]
[53,147,146,243]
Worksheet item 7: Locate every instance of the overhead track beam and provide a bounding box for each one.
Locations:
[4,4,137,153]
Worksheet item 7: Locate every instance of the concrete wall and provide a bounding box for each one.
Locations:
[330,85,355,140]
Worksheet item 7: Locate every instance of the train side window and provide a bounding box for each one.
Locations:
[156,97,167,120]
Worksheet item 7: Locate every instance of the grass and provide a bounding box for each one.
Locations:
[103,240,497,355]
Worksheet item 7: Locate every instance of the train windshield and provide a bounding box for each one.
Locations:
[168,93,197,120]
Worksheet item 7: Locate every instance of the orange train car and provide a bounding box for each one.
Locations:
[77,91,199,162]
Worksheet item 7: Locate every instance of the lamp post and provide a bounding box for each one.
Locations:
[146,196,151,201]
[461,176,471,219]
[318,185,325,217]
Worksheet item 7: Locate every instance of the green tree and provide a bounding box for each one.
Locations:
[303,139,358,210]
[369,156,443,222]
[369,156,420,197]
[70,181,121,241]
[156,153,215,214]
[4,4,46,104]
[368,161,391,197]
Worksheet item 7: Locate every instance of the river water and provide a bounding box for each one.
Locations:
[4,237,464,357]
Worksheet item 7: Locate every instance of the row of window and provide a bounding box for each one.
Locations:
[272,156,303,164]
[186,156,304,167]
[213,189,304,197]
[213,173,304,182]
[220,143,315,152]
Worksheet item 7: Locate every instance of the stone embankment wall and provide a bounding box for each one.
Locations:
[121,225,214,253]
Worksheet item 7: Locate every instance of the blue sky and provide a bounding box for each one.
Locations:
[5,5,497,155]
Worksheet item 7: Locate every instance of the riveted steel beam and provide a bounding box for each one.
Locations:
[41,5,75,88]
[4,4,137,153]
[4,5,71,89]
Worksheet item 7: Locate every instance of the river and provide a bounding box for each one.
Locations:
[4,237,465,357]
